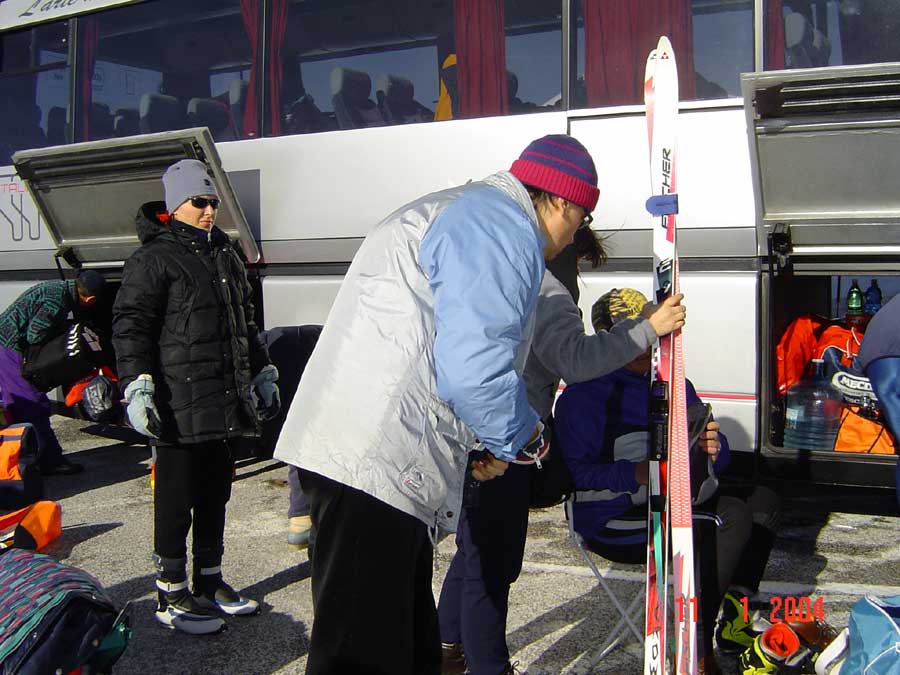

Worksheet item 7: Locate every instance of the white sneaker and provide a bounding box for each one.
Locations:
[193,578,259,616]
[155,581,225,635]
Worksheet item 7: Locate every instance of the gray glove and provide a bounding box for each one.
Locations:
[124,375,161,438]
[251,364,280,422]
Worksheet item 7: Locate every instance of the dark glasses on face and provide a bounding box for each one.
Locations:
[190,196,220,210]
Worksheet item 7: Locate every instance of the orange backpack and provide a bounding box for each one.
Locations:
[0,424,61,550]
[833,405,897,455]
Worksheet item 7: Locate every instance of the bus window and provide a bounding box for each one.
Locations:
[81,0,253,142]
[766,0,900,70]
[571,0,752,107]
[274,0,561,137]
[505,1,562,114]
[0,20,70,165]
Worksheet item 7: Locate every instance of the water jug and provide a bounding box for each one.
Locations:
[864,279,882,315]
[783,359,843,451]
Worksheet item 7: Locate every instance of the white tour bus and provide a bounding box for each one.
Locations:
[1,0,899,491]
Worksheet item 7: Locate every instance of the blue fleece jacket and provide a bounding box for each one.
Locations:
[554,367,730,544]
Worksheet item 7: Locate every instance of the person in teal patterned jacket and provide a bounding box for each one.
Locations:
[0,271,106,475]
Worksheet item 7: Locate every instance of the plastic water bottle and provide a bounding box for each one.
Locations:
[864,279,882,315]
[846,279,864,316]
[783,359,843,451]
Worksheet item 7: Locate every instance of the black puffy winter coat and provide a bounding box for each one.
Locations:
[112,202,270,444]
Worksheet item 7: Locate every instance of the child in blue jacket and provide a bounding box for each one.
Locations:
[555,288,780,670]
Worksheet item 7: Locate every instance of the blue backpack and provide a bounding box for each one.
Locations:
[844,594,900,674]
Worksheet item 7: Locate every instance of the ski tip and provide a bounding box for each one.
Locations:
[656,35,675,61]
[645,49,658,80]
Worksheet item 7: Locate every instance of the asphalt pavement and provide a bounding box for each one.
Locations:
[41,416,900,675]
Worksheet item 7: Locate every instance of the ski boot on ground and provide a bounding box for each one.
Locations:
[288,515,312,550]
[740,622,813,674]
[717,590,770,654]
[155,579,225,635]
[193,566,260,616]
[440,642,467,675]
[739,619,845,675]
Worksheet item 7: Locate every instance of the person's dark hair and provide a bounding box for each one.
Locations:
[526,186,554,213]
[75,269,106,297]
[574,224,608,269]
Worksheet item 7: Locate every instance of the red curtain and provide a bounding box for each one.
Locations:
[79,18,100,141]
[766,0,785,69]
[268,0,289,135]
[240,0,261,138]
[582,0,695,107]
[453,0,508,118]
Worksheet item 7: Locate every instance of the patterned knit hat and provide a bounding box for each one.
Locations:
[510,134,600,212]
[591,288,648,333]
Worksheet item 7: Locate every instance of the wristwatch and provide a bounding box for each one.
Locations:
[513,420,550,467]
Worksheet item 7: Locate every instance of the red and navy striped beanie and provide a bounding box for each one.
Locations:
[509,134,600,212]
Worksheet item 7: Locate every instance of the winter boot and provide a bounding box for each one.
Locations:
[154,555,225,635]
[717,590,769,654]
[739,623,814,675]
[288,515,312,550]
[193,564,259,616]
[441,642,467,675]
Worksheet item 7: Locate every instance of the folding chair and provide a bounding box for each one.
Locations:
[567,495,725,670]
[565,495,646,668]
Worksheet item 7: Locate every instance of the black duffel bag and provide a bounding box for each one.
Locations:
[20,323,106,392]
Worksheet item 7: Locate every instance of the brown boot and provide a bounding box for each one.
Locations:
[441,642,467,675]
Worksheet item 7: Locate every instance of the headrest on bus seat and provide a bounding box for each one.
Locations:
[113,108,139,137]
[187,97,236,141]
[331,67,373,105]
[331,67,385,129]
[139,93,183,134]
[374,73,431,125]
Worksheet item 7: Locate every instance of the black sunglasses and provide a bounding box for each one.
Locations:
[190,196,220,210]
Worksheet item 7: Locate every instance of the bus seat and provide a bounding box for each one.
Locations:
[784,11,831,68]
[374,74,432,125]
[139,93,184,133]
[113,108,139,137]
[187,97,237,142]
[228,79,249,137]
[46,106,67,146]
[90,102,114,139]
[330,67,385,129]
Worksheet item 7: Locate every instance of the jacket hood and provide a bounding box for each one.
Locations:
[135,201,169,244]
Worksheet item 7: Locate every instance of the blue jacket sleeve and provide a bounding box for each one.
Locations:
[555,383,641,494]
[420,188,543,461]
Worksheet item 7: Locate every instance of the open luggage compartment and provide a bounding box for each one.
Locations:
[743,63,900,488]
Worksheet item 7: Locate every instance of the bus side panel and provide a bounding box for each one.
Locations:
[0,170,55,272]
[576,270,758,454]
[218,112,568,244]
[569,106,755,233]
[261,276,342,329]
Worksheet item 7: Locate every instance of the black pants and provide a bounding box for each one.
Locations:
[300,470,441,675]
[154,440,234,565]
[437,463,532,674]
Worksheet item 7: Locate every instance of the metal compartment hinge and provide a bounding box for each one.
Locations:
[766,223,791,276]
